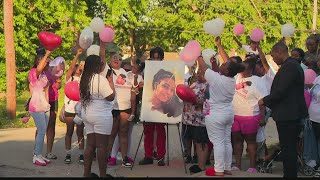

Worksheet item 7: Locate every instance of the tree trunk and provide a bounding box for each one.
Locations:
[4,0,16,119]
[129,28,134,65]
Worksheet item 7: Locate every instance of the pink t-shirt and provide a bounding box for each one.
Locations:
[45,70,59,102]
[28,68,50,112]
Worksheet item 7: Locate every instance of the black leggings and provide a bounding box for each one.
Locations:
[312,121,320,142]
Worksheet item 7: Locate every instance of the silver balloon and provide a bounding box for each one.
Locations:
[79,27,94,49]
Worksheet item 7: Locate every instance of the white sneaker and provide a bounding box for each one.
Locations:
[33,155,46,166]
[38,155,51,164]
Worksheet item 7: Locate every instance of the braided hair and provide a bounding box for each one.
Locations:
[80,55,103,110]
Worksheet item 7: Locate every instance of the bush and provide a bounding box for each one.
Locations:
[0,62,29,94]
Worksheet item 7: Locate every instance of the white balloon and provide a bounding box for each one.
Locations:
[202,48,217,65]
[281,23,295,37]
[90,17,105,33]
[79,27,94,49]
[203,18,225,36]
[87,45,100,56]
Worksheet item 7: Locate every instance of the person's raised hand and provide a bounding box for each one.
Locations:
[215,36,221,45]
[77,48,84,55]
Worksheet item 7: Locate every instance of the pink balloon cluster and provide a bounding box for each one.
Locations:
[233,24,245,36]
[99,26,115,43]
[180,40,201,63]
[304,69,317,85]
[250,28,264,42]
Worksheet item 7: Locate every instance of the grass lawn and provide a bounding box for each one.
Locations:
[0,88,66,129]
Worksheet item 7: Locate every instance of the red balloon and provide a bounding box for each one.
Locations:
[205,168,216,176]
[176,84,197,104]
[38,31,62,51]
[64,81,80,101]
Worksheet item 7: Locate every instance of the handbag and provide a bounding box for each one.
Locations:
[59,105,66,123]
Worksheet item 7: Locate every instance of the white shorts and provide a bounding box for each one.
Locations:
[82,113,113,135]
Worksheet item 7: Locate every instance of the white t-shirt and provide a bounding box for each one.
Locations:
[204,69,236,115]
[242,45,259,55]
[64,76,80,113]
[233,75,268,116]
[184,72,192,85]
[308,76,320,123]
[81,74,114,120]
[261,69,275,93]
[113,68,143,110]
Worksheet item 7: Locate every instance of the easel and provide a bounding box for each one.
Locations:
[130,122,187,174]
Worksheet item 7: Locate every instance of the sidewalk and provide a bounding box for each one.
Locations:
[0,120,291,177]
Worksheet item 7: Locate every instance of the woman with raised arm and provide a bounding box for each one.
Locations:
[197,37,245,176]
[28,49,53,166]
[63,48,85,164]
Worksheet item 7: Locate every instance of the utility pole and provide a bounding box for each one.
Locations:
[312,0,318,34]
[4,0,16,119]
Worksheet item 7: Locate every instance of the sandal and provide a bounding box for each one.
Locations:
[247,168,257,173]
[46,153,57,160]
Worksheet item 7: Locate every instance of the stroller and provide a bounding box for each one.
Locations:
[256,124,317,176]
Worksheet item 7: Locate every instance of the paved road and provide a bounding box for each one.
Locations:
[0,119,304,177]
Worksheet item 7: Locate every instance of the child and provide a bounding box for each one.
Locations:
[63,48,85,164]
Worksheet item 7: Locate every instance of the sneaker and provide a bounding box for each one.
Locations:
[33,155,46,166]
[247,168,257,173]
[64,154,71,164]
[122,156,132,168]
[38,155,51,164]
[139,158,153,165]
[157,158,165,166]
[79,154,84,164]
[185,155,192,163]
[45,152,57,160]
[108,157,117,166]
[189,165,203,174]
[191,156,198,164]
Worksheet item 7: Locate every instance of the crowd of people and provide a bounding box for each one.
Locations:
[25,32,320,178]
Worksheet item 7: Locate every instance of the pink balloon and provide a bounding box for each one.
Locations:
[99,26,115,43]
[38,32,62,51]
[304,89,311,108]
[250,28,264,42]
[233,24,245,36]
[176,84,197,104]
[64,81,80,101]
[304,69,317,85]
[180,40,201,63]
